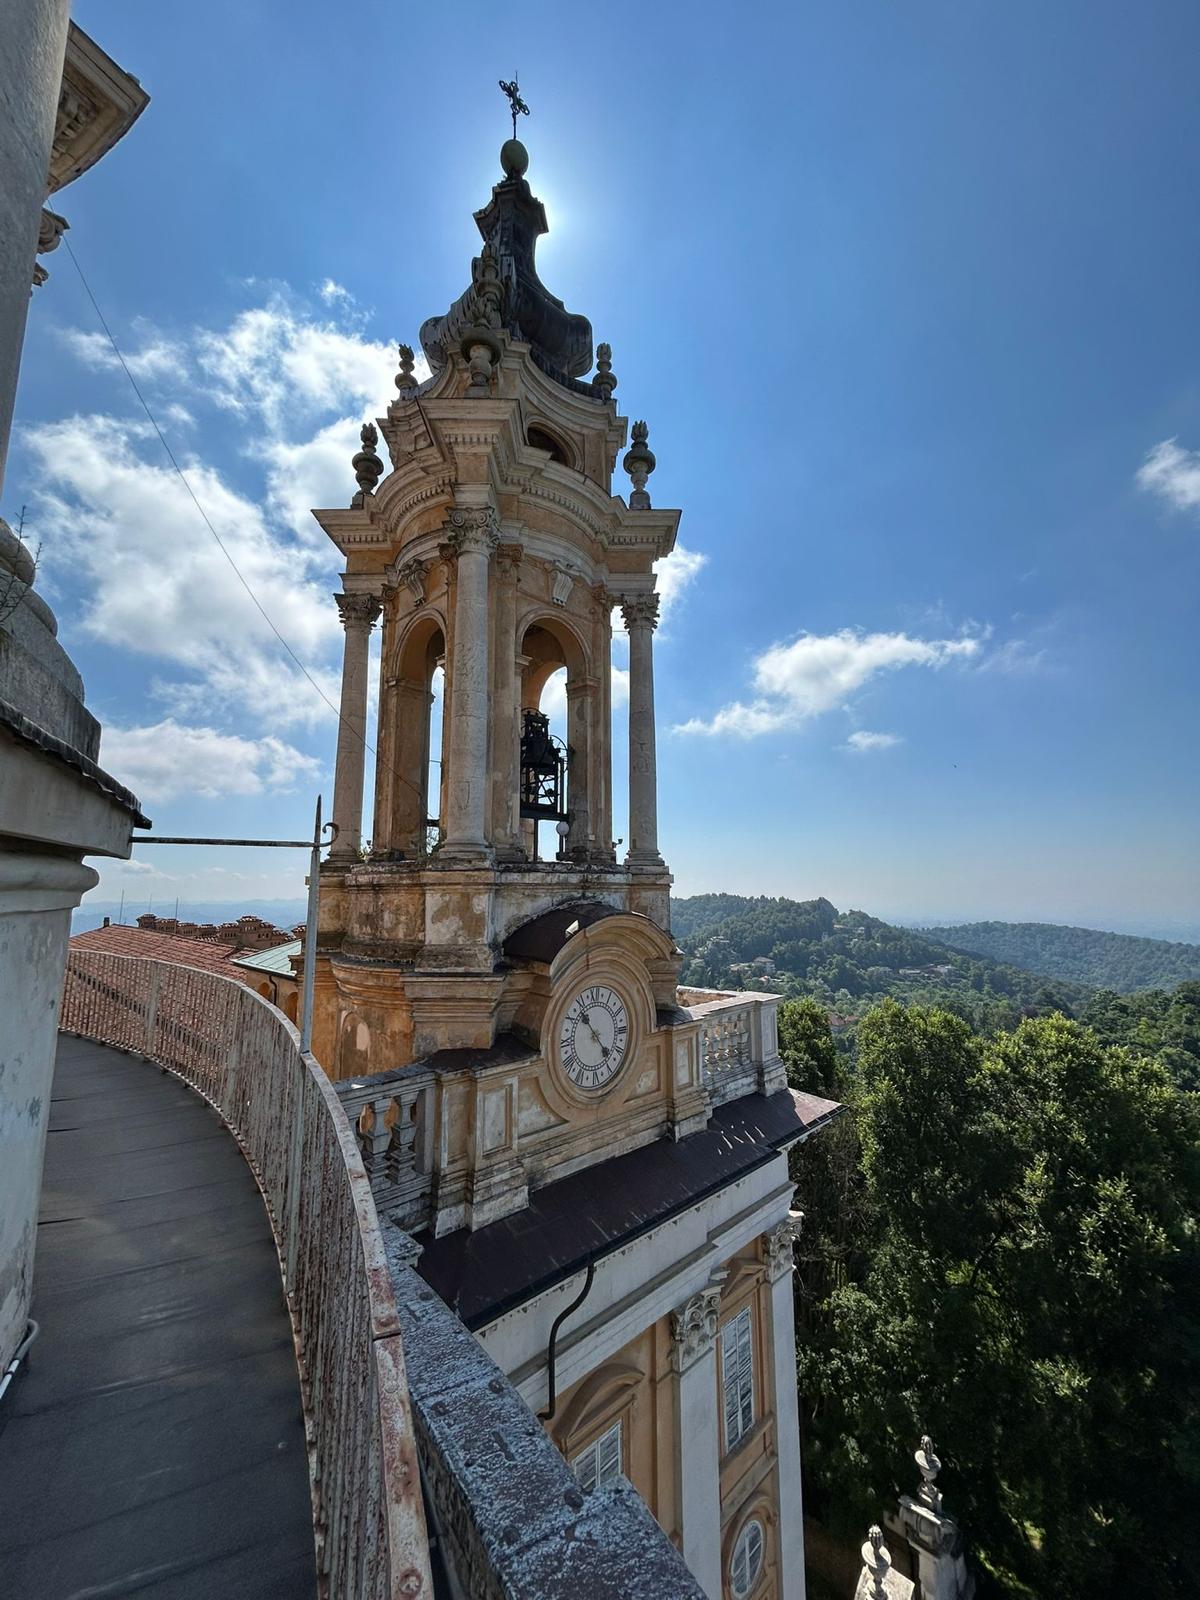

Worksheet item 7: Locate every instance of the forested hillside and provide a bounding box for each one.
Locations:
[922,919,1200,993]
[672,894,1089,1031]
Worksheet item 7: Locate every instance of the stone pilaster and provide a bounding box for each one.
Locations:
[621,592,662,868]
[442,508,498,860]
[329,590,382,860]
[670,1282,724,1599]
[765,1210,808,1599]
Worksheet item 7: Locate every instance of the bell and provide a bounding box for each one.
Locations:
[520,710,567,821]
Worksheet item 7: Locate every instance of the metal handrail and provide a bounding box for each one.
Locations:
[60,949,433,1600]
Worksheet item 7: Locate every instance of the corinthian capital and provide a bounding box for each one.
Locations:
[335,591,383,630]
[619,592,659,632]
[445,505,500,557]
[670,1284,722,1370]
[764,1209,804,1281]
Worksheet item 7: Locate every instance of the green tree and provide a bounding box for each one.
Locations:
[778,997,843,1097]
[795,1004,1200,1597]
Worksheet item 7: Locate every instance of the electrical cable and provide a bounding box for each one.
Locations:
[60,236,430,810]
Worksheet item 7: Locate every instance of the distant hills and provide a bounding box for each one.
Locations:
[671,894,1090,1030]
[921,920,1200,995]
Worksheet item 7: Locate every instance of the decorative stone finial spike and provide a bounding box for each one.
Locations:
[623,420,656,509]
[351,422,384,504]
[395,344,416,393]
[593,343,617,403]
[915,1435,944,1515]
[862,1524,892,1600]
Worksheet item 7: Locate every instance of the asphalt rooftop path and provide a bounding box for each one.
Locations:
[0,1034,316,1599]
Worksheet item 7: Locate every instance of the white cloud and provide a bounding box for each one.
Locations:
[58,324,188,384]
[843,730,901,752]
[195,295,399,431]
[1137,438,1200,515]
[676,628,981,738]
[262,415,364,544]
[978,637,1046,674]
[23,413,342,729]
[99,720,321,802]
[655,544,706,622]
[318,279,354,306]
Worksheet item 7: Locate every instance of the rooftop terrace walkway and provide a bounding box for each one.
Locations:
[0,1033,317,1599]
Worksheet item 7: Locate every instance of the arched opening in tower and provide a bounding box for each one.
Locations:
[382,614,446,858]
[519,617,591,863]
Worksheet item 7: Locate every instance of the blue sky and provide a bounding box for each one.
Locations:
[9,0,1200,935]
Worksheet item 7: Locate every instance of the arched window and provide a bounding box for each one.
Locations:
[730,1519,765,1598]
[527,424,573,468]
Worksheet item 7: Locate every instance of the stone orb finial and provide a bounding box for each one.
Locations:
[500,138,529,178]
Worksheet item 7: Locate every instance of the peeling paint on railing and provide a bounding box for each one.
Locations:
[61,950,433,1600]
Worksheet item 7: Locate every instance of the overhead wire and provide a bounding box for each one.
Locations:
[61,234,430,810]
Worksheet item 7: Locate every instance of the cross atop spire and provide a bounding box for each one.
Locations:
[498,76,530,139]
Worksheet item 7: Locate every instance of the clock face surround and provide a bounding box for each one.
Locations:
[558,984,630,1092]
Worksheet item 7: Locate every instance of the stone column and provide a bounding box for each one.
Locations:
[330,590,382,861]
[492,542,523,858]
[670,1283,724,1598]
[442,508,498,859]
[590,585,614,859]
[765,1211,808,1600]
[621,593,663,867]
[565,675,593,857]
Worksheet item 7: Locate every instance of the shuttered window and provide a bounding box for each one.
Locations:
[730,1518,765,1597]
[721,1305,755,1452]
[571,1419,622,1492]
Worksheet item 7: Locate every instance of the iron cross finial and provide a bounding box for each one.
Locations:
[499,76,530,140]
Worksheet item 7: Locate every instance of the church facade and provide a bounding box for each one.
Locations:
[310,125,837,1600]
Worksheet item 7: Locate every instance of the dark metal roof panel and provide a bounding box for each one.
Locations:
[415,1087,841,1329]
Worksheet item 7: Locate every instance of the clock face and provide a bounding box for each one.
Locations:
[558,984,630,1092]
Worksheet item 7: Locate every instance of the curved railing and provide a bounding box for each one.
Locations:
[60,950,433,1600]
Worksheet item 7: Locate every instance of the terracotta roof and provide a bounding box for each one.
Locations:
[69,924,250,981]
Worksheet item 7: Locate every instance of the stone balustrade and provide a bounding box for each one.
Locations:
[680,988,787,1105]
[336,1065,436,1230]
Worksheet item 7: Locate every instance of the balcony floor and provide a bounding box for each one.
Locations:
[0,1034,316,1599]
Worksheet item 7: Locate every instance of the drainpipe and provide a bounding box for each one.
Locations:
[538,1261,596,1422]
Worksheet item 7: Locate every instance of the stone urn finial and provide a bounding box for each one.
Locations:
[623,420,656,509]
[916,1434,943,1514]
[351,422,384,505]
[593,342,617,403]
[460,244,505,395]
[862,1524,892,1600]
[395,344,416,393]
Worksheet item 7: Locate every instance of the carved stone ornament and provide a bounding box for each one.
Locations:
[388,556,430,609]
[33,208,69,288]
[622,419,657,510]
[335,591,383,630]
[764,1209,804,1281]
[593,342,617,402]
[862,1525,892,1600]
[395,343,417,393]
[915,1435,944,1515]
[550,563,575,607]
[445,506,500,558]
[496,542,524,581]
[351,422,384,505]
[619,592,659,632]
[670,1284,722,1369]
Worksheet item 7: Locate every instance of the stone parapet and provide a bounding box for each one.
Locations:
[387,1242,705,1600]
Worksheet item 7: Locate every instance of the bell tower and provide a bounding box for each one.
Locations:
[311,125,693,1126]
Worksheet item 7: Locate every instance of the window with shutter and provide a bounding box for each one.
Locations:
[720,1305,755,1452]
[571,1419,623,1491]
